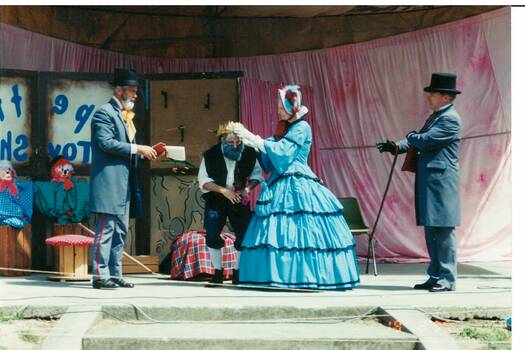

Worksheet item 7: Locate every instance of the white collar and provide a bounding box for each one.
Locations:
[438,103,452,111]
[112,96,123,110]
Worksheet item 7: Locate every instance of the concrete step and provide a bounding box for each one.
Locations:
[83,321,418,350]
[100,305,379,322]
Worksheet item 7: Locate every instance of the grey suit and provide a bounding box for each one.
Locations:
[90,98,139,280]
[398,104,462,289]
[398,105,462,227]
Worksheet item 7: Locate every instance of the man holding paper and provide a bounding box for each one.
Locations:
[90,68,157,289]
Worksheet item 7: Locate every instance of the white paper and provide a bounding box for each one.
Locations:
[165,146,186,161]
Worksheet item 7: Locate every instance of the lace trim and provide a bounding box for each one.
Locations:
[241,242,356,252]
[238,279,360,289]
[282,136,301,147]
[267,172,323,189]
[254,209,343,218]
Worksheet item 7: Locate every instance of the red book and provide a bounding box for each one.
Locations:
[401,112,436,173]
[401,146,417,173]
[152,142,166,155]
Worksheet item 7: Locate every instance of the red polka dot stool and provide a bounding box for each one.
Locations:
[45,234,94,281]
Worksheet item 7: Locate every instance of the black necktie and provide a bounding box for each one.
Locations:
[420,112,438,132]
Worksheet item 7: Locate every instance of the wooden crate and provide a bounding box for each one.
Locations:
[53,223,83,236]
[52,223,84,270]
[48,244,90,281]
[122,255,159,274]
[0,225,31,277]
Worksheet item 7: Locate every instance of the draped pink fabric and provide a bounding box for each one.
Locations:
[0,7,511,262]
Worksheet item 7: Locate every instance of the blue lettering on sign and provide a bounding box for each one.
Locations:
[1,87,100,164]
[47,143,62,159]
[74,104,94,134]
[0,98,4,122]
[1,84,25,123]
[0,84,29,162]
[44,92,97,163]
[14,134,29,161]
[11,84,22,118]
[47,141,92,164]
[0,131,13,160]
[0,131,29,162]
[77,141,91,163]
[62,143,78,160]
[53,95,69,115]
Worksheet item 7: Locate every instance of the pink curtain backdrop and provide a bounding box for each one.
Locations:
[0,7,511,262]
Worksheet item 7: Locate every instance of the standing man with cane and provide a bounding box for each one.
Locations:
[90,68,158,289]
[377,73,462,292]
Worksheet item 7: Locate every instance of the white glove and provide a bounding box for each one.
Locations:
[233,125,266,153]
[232,124,253,139]
[251,135,266,154]
[239,135,257,149]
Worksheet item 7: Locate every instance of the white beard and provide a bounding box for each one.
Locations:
[122,99,135,111]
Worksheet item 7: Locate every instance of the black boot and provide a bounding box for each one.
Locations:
[209,269,223,284]
[111,278,135,288]
[92,279,119,289]
[232,269,240,285]
[413,279,437,290]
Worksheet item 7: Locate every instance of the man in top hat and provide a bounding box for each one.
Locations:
[377,73,462,292]
[90,68,158,289]
[198,121,264,285]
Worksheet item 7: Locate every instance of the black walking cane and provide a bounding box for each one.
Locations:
[366,145,399,275]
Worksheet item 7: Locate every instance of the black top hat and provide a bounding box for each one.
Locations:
[112,68,139,86]
[423,73,461,94]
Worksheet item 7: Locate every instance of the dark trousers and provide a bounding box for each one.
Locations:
[204,203,251,251]
[91,201,130,280]
[424,226,457,289]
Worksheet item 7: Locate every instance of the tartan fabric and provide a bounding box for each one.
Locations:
[171,230,237,280]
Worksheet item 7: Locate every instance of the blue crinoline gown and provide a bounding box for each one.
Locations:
[239,119,360,290]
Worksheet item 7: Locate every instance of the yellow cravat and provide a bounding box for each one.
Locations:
[122,110,137,141]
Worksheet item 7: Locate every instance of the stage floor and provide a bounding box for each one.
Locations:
[0,261,511,312]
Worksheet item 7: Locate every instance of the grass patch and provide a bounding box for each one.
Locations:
[0,316,12,323]
[18,331,41,344]
[459,325,511,350]
[1,312,24,323]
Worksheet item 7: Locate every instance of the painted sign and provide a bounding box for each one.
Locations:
[48,80,112,165]
[151,175,205,259]
[0,77,31,164]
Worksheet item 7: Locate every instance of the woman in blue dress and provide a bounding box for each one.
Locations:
[233,85,360,290]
